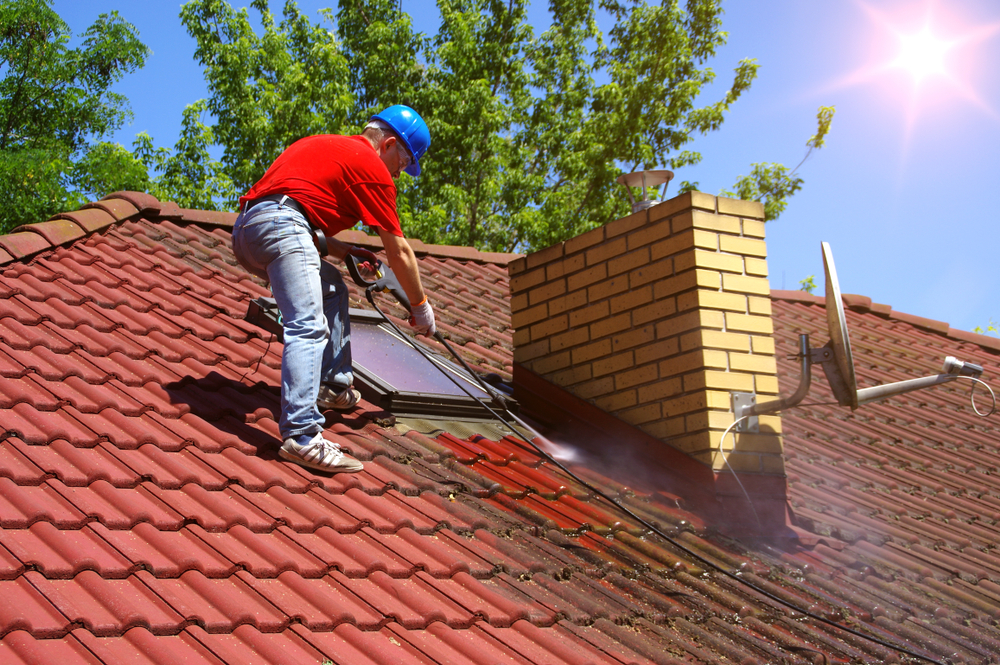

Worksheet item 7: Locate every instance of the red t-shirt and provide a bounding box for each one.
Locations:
[240,134,403,237]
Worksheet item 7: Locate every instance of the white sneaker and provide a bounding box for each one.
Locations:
[280,433,363,473]
[317,384,361,411]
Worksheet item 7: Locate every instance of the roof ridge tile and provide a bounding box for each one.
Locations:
[1,191,519,274]
[155,201,185,221]
[82,198,140,222]
[947,327,1000,352]
[841,293,872,311]
[0,232,51,261]
[46,208,115,234]
[332,230,521,266]
[772,289,1000,353]
[101,191,161,215]
[177,208,238,227]
[768,288,823,305]
[0,192,158,267]
[12,220,87,249]
[886,310,950,335]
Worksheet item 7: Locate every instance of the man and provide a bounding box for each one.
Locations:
[232,105,435,473]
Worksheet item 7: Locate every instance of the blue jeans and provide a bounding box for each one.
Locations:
[232,199,352,445]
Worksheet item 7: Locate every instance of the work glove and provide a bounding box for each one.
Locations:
[347,246,380,279]
[409,297,436,336]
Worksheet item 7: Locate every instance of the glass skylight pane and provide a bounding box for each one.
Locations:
[351,321,490,399]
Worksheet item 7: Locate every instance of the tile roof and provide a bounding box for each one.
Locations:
[0,192,999,664]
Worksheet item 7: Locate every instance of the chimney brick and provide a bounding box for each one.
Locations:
[747,296,772,316]
[722,273,771,296]
[637,375,685,403]
[632,298,678,326]
[552,367,593,388]
[549,290,587,316]
[527,278,567,305]
[612,325,655,352]
[674,209,742,234]
[510,192,783,476]
[719,235,768,257]
[605,209,650,237]
[525,242,564,269]
[742,219,767,238]
[564,226,606,254]
[610,286,653,315]
[609,247,651,277]
[530,314,569,341]
[634,338,679,365]
[724,312,774,335]
[567,264,608,292]
[528,350,572,375]
[744,257,769,277]
[751,336,775,354]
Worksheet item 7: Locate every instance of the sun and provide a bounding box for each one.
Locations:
[892,26,953,84]
[827,1,1000,119]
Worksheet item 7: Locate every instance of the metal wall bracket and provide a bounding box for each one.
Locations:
[732,392,758,433]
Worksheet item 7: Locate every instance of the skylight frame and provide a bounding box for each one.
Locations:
[348,308,511,419]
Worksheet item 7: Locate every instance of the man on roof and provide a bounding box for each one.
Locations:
[233,105,435,474]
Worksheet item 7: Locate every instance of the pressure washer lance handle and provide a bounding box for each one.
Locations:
[344,253,410,312]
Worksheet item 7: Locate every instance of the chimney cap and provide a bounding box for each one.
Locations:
[616,170,674,213]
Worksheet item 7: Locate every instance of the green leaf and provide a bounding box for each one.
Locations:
[798,275,816,295]
[0,0,149,232]
[724,105,835,222]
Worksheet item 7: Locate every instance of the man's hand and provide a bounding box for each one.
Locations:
[409,298,436,336]
[347,246,380,278]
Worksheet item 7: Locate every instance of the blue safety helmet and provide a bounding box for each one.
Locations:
[371,105,430,177]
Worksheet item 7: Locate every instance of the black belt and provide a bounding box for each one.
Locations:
[243,194,328,257]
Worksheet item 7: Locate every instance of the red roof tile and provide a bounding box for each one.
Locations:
[3,193,1000,663]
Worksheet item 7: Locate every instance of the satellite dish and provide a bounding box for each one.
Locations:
[732,242,985,429]
[822,242,859,409]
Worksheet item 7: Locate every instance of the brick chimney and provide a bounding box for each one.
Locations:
[508,192,784,483]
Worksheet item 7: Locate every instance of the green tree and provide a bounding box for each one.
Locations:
[180,0,355,197]
[721,106,835,221]
[798,275,816,294]
[178,0,825,252]
[133,100,236,210]
[0,0,149,232]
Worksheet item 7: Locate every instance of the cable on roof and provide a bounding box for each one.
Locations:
[955,375,997,417]
[363,295,946,665]
[717,415,762,530]
[241,333,275,383]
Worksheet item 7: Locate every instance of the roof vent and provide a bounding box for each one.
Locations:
[616,170,674,214]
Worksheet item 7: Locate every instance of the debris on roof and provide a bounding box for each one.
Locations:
[0,192,999,664]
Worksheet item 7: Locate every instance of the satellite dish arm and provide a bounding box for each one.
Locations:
[855,356,983,406]
[856,374,959,406]
[739,334,813,418]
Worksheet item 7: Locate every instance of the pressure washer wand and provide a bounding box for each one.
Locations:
[345,254,511,410]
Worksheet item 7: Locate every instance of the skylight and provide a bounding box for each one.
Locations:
[244,298,507,419]
[349,309,498,418]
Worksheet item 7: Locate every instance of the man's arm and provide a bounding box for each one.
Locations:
[376,227,427,307]
[325,236,351,261]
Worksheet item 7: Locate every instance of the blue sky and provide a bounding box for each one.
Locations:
[53,0,1000,335]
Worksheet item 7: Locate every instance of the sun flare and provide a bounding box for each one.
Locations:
[893,26,953,84]
[825,1,1000,125]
